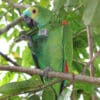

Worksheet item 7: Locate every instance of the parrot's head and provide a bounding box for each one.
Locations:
[22,6,52,28]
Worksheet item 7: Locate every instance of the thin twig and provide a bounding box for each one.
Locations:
[0,65,100,85]
[73,59,85,65]
[73,28,86,38]
[5,0,30,8]
[0,16,23,35]
[87,25,97,100]
[81,50,100,74]
[87,25,94,76]
[0,52,20,66]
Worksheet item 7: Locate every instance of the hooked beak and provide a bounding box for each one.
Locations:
[23,15,37,28]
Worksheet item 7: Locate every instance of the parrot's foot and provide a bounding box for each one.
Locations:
[43,67,52,79]
[15,31,28,42]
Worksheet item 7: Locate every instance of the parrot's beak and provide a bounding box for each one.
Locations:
[23,15,37,28]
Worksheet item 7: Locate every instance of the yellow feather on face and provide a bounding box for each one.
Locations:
[29,7,38,19]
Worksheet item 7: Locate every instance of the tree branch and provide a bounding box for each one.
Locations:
[87,25,94,76]
[0,65,100,85]
[0,16,23,35]
[5,0,30,8]
[87,26,97,100]
[81,50,100,74]
[0,52,20,66]
[73,28,86,38]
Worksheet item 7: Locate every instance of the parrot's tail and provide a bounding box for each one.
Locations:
[32,52,40,69]
[59,63,69,94]
[32,52,44,82]
[59,80,65,94]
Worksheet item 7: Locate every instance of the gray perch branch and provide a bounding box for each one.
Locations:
[0,16,23,35]
[0,65,100,85]
[5,0,30,8]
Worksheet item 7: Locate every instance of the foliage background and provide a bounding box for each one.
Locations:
[0,0,100,100]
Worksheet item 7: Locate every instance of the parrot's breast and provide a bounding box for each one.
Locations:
[32,26,66,73]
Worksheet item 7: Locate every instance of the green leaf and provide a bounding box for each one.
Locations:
[94,56,100,77]
[0,72,15,86]
[93,30,100,46]
[0,24,5,28]
[0,95,23,100]
[53,0,66,11]
[0,75,43,95]
[0,56,8,65]
[40,0,50,8]
[74,82,95,95]
[84,94,92,100]
[28,95,40,100]
[72,61,84,74]
[65,0,79,8]
[22,46,34,67]
[42,87,56,100]
[83,0,100,26]
[8,96,22,100]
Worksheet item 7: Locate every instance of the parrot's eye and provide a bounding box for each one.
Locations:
[32,9,36,14]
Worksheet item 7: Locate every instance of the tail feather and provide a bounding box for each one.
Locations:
[59,63,68,94]
[59,80,65,94]
[32,52,44,82]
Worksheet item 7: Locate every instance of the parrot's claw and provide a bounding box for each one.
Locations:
[15,31,28,42]
[43,67,52,79]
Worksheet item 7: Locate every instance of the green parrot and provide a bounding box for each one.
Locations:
[17,5,72,99]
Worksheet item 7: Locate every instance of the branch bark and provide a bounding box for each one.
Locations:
[87,25,94,76]
[0,16,23,35]
[5,0,30,8]
[73,28,86,38]
[0,65,100,85]
[81,50,100,74]
[87,25,97,100]
[0,52,20,66]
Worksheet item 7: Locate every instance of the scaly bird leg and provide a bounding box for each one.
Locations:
[43,67,52,79]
